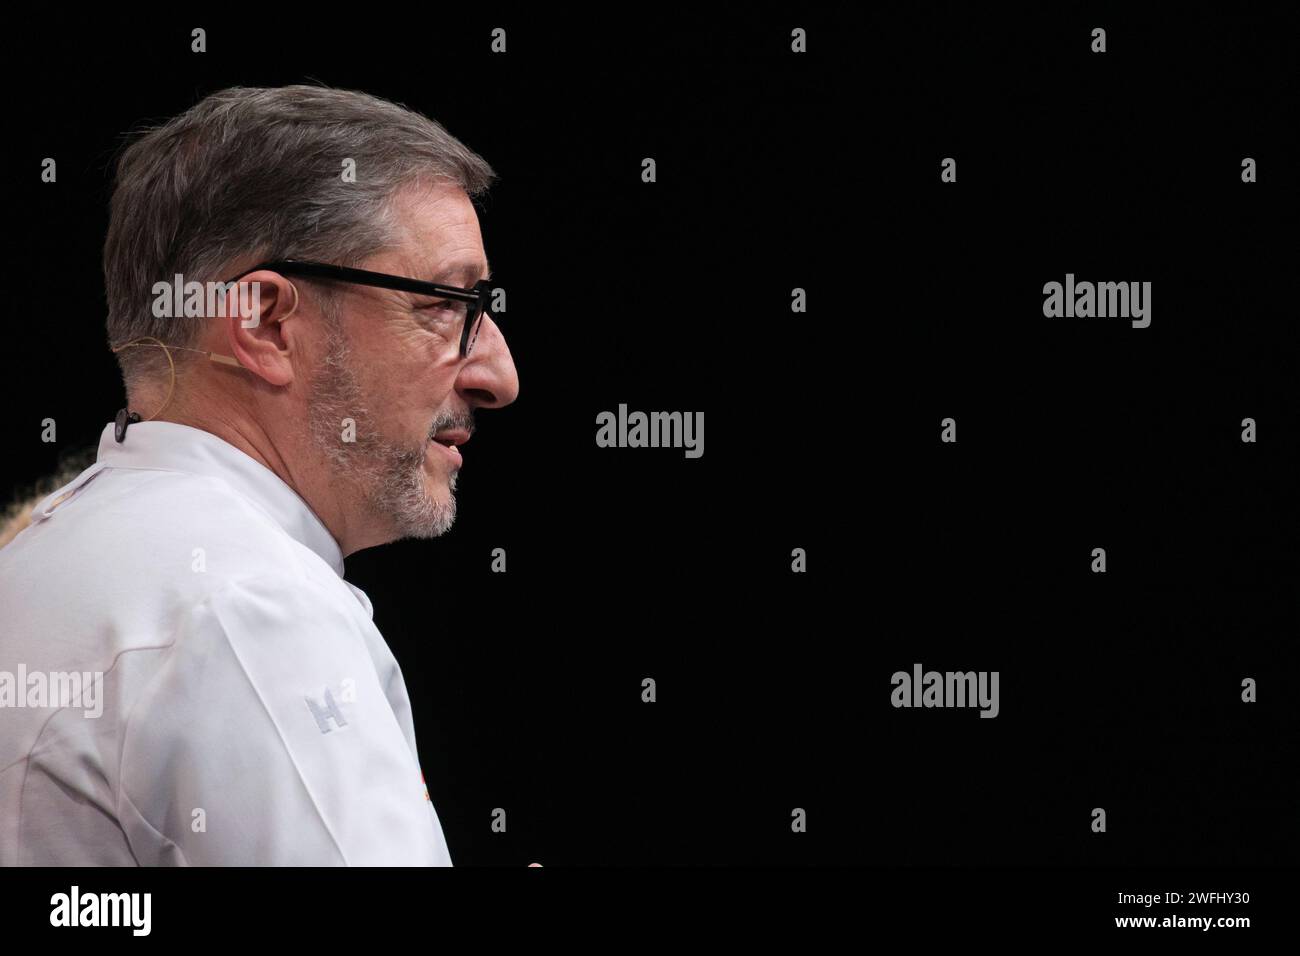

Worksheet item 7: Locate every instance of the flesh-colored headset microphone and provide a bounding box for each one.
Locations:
[109,280,299,442]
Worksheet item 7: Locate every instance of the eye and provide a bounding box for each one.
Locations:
[416,299,462,323]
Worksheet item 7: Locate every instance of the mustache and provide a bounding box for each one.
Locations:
[427,410,475,438]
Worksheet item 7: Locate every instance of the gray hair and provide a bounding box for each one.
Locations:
[103,84,497,386]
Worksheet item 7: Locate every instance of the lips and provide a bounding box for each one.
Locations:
[427,437,463,467]
[431,429,470,447]
[427,428,468,468]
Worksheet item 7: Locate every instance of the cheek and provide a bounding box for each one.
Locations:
[404,372,458,428]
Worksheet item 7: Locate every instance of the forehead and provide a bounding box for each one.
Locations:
[388,181,489,281]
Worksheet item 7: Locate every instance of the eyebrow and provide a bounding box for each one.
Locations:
[430,258,491,286]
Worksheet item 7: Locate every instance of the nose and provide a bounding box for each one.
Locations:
[456,315,519,409]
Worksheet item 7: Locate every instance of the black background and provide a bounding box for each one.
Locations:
[2,2,1295,891]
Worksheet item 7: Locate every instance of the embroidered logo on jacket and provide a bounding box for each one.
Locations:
[305,687,348,734]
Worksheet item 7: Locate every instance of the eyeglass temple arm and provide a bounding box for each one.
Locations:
[221,260,485,300]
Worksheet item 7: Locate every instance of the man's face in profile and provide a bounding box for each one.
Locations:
[306,181,515,541]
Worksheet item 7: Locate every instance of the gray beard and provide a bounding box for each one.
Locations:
[306,334,457,540]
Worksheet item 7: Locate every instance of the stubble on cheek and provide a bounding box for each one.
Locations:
[306,341,458,538]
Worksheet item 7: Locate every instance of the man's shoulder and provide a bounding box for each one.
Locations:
[1,465,317,586]
[0,465,353,658]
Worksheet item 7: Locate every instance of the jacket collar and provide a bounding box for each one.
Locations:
[63,420,347,578]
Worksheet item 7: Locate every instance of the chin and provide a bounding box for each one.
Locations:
[393,496,456,540]
[379,453,458,541]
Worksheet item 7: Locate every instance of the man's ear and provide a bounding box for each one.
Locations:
[220,272,302,387]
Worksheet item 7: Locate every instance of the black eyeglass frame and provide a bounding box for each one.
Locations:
[223,259,494,358]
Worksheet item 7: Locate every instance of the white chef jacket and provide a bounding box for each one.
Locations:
[0,420,453,866]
